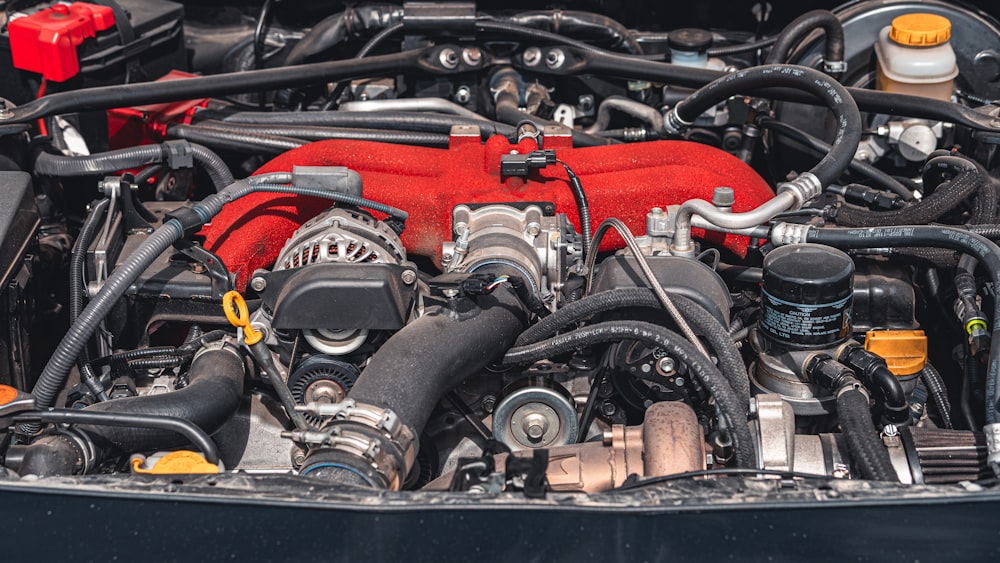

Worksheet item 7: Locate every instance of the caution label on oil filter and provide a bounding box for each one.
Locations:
[759,290,851,345]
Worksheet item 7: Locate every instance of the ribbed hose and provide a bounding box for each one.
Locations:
[673,64,860,188]
[833,155,984,227]
[69,198,111,401]
[806,225,1000,423]
[28,174,404,428]
[34,143,234,192]
[837,387,898,481]
[765,9,845,77]
[222,110,517,138]
[514,288,750,406]
[504,320,756,468]
[169,123,304,153]
[196,120,450,146]
[921,364,954,430]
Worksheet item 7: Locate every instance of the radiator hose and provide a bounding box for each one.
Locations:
[9,344,244,477]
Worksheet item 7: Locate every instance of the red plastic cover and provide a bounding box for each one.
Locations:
[8,2,115,82]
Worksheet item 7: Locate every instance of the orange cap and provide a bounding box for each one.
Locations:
[864,330,928,376]
[890,13,952,46]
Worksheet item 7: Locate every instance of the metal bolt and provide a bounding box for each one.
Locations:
[401,270,417,285]
[577,95,595,113]
[882,424,899,438]
[250,276,267,292]
[674,377,686,387]
[640,363,652,373]
[442,288,460,298]
[439,48,459,70]
[190,262,207,274]
[525,222,541,237]
[599,401,617,417]
[545,49,565,69]
[523,47,542,66]
[522,413,549,441]
[462,47,482,66]
[657,357,676,374]
[454,86,471,105]
[481,395,496,413]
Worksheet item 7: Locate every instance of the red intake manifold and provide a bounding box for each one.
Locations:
[201,134,775,289]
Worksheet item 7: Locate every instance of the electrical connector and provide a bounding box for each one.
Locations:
[500,149,557,178]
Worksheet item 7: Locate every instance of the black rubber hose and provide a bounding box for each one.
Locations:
[70,198,111,401]
[837,387,898,481]
[806,225,1000,424]
[672,64,860,188]
[221,110,517,139]
[34,143,234,192]
[348,287,527,435]
[514,288,750,406]
[283,11,347,66]
[758,117,914,200]
[73,345,243,459]
[196,120,450,147]
[921,364,954,430]
[506,10,642,54]
[707,36,776,57]
[765,9,845,77]
[833,155,984,227]
[167,123,303,154]
[475,19,605,54]
[504,320,756,468]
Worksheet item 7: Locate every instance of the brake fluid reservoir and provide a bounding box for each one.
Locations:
[875,13,958,101]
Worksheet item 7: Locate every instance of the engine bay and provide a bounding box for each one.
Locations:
[1,0,1000,510]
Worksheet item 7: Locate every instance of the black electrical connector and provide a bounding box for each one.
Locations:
[500,149,557,178]
[955,270,991,358]
[827,183,903,211]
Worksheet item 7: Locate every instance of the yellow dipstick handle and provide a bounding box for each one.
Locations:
[223,290,263,345]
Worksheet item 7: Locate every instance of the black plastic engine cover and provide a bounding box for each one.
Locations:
[261,263,417,330]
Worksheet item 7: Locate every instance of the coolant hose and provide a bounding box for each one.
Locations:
[921,363,954,430]
[504,320,757,468]
[10,345,242,476]
[283,5,401,66]
[34,142,235,193]
[28,174,403,426]
[833,155,986,227]
[514,288,750,406]
[349,288,527,435]
[765,10,845,77]
[837,387,898,481]
[668,64,860,189]
[803,225,1000,423]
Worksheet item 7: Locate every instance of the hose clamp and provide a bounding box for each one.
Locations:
[776,172,822,209]
[770,222,812,246]
[54,426,97,474]
[823,60,848,75]
[663,105,693,135]
[293,400,417,490]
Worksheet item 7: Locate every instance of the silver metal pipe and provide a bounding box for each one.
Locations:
[583,95,664,134]
[672,191,798,256]
[337,98,486,120]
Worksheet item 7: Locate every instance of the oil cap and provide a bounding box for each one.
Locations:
[759,244,854,348]
[889,13,952,47]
